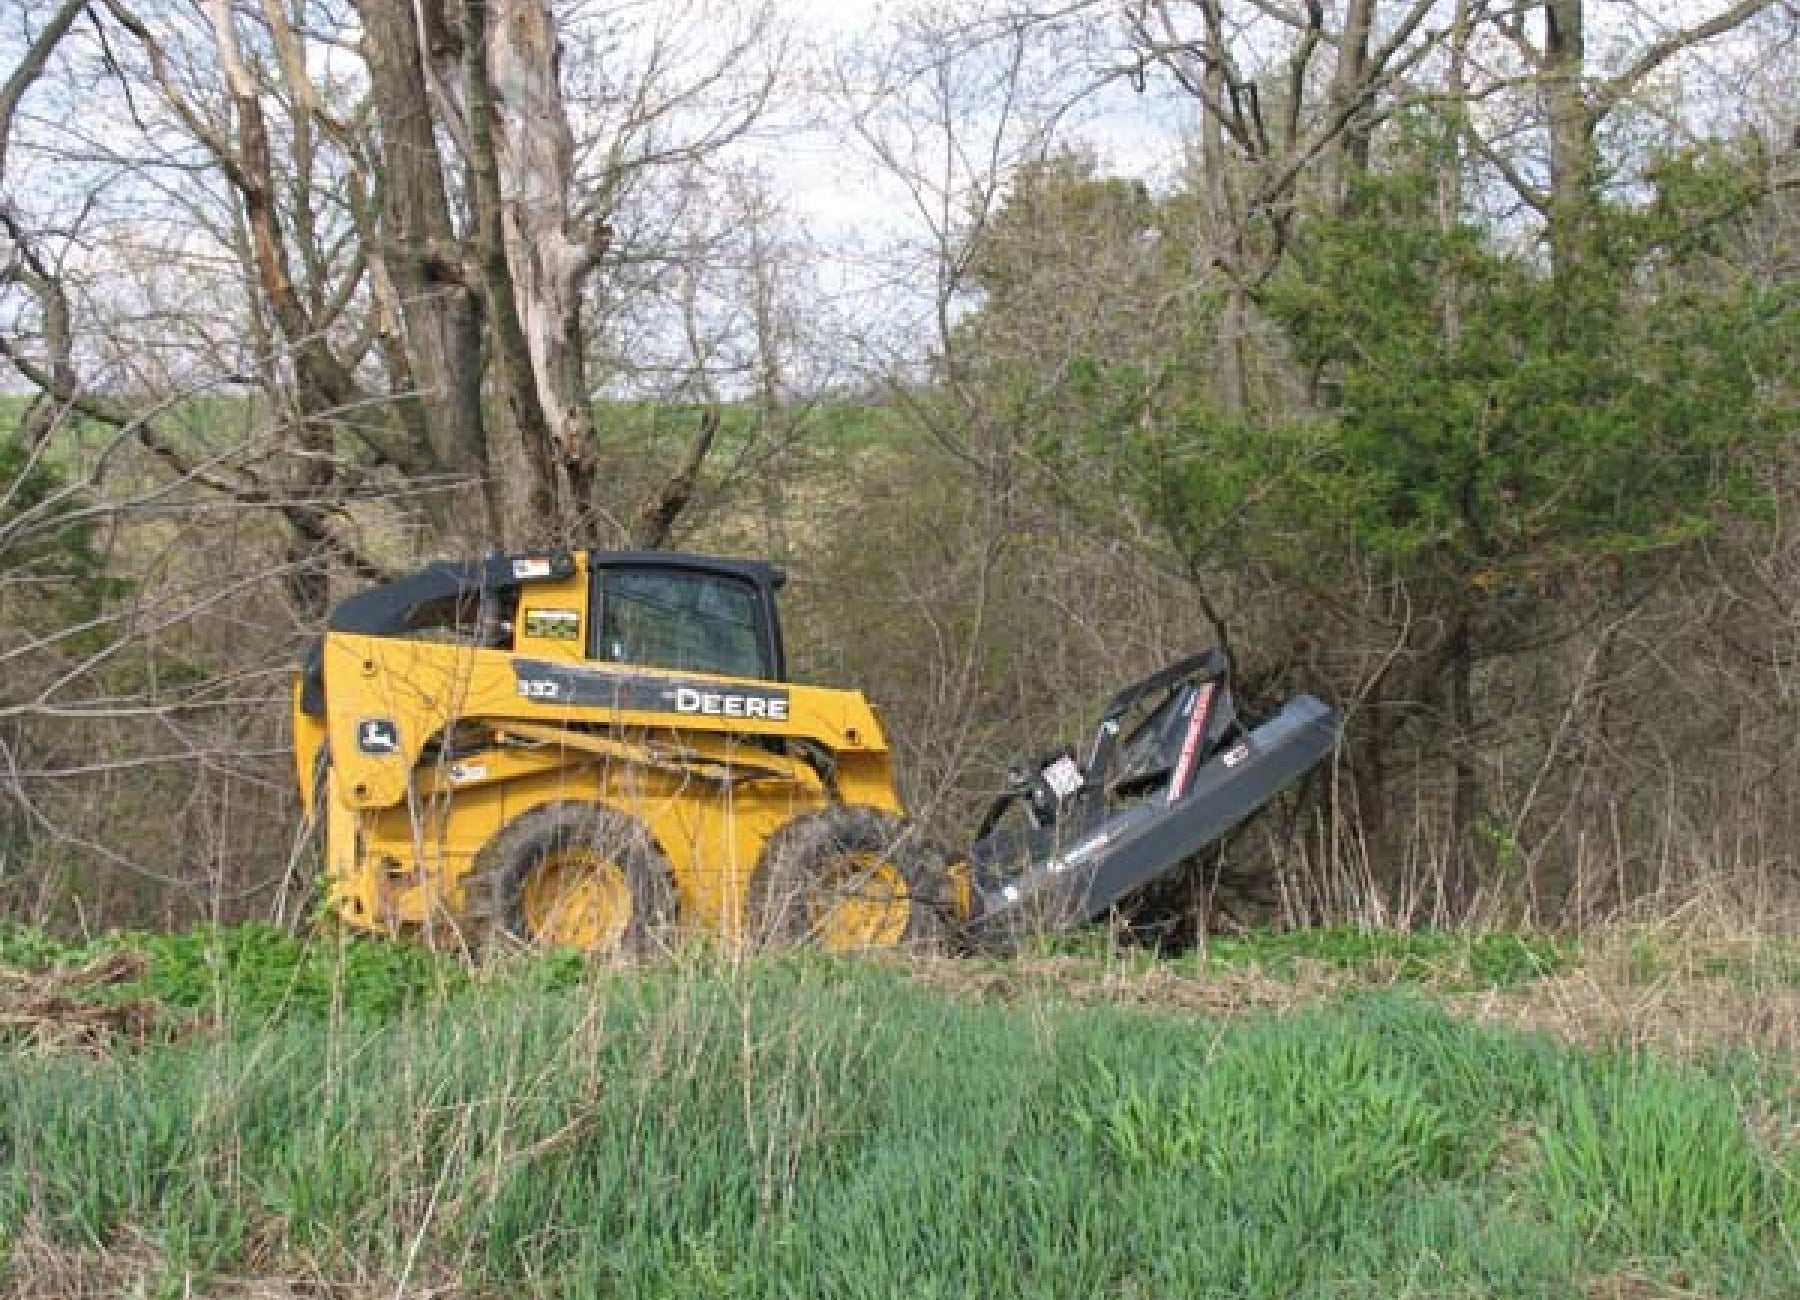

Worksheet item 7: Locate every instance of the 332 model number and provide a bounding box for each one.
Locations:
[517,678,562,700]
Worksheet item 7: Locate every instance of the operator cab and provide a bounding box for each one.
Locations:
[297,549,789,718]
[588,552,787,683]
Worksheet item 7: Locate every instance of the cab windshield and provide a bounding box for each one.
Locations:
[593,568,771,680]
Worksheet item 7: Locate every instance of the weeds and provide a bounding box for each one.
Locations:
[1532,1054,1800,1261]
[1187,926,1570,987]
[0,922,491,1031]
[0,932,1796,1298]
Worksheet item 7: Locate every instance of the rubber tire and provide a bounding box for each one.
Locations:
[749,806,945,951]
[467,801,676,958]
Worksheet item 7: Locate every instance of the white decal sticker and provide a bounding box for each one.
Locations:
[511,557,552,579]
[524,608,580,640]
[1221,743,1250,768]
[1041,755,1084,801]
[672,686,788,721]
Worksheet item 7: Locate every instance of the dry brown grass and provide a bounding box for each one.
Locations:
[2,1217,466,1299]
[1449,920,1800,1058]
[1447,972,1800,1057]
[1594,874,1800,950]
[1583,1270,1720,1300]
[902,953,1341,1016]
[902,914,1800,1061]
[3,1222,167,1300]
[0,952,162,1054]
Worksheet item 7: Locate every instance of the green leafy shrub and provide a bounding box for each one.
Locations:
[0,921,470,1026]
[128,923,466,1022]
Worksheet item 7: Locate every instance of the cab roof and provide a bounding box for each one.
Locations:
[325,549,784,638]
[297,550,787,717]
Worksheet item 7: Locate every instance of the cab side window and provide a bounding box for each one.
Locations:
[595,569,769,680]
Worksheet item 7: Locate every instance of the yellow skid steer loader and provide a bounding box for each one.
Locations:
[295,549,1338,954]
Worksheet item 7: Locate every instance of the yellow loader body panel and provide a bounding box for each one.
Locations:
[294,551,928,952]
[295,550,1339,956]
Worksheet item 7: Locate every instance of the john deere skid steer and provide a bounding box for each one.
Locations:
[294,549,1337,954]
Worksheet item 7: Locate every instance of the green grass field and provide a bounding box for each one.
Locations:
[2,926,1797,1298]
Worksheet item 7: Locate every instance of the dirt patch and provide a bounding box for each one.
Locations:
[1,1220,464,1299]
[1,1223,166,1300]
[0,952,162,1053]
[224,1274,463,1299]
[1445,971,1800,1059]
[906,944,1800,1063]
[1584,1267,1717,1299]
[905,954,1340,1016]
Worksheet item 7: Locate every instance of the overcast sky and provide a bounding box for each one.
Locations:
[0,0,1787,397]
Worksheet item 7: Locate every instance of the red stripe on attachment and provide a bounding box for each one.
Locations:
[1167,682,1216,805]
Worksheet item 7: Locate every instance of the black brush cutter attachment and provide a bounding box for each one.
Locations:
[960,651,1338,946]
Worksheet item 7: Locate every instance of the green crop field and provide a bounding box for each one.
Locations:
[2,925,1797,1298]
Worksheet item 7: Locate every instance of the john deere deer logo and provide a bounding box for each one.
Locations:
[356,718,400,755]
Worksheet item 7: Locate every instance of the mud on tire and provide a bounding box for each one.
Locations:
[463,801,676,958]
[749,805,947,951]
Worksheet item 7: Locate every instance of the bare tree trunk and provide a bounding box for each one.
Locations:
[1324,0,1376,213]
[1444,608,1480,917]
[0,0,86,189]
[1539,0,1774,278]
[484,0,608,523]
[1543,0,1596,280]
[747,208,792,558]
[359,0,714,547]
[633,408,722,550]
[416,0,612,542]
[462,0,565,537]
[1198,4,1248,416]
[354,0,496,534]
